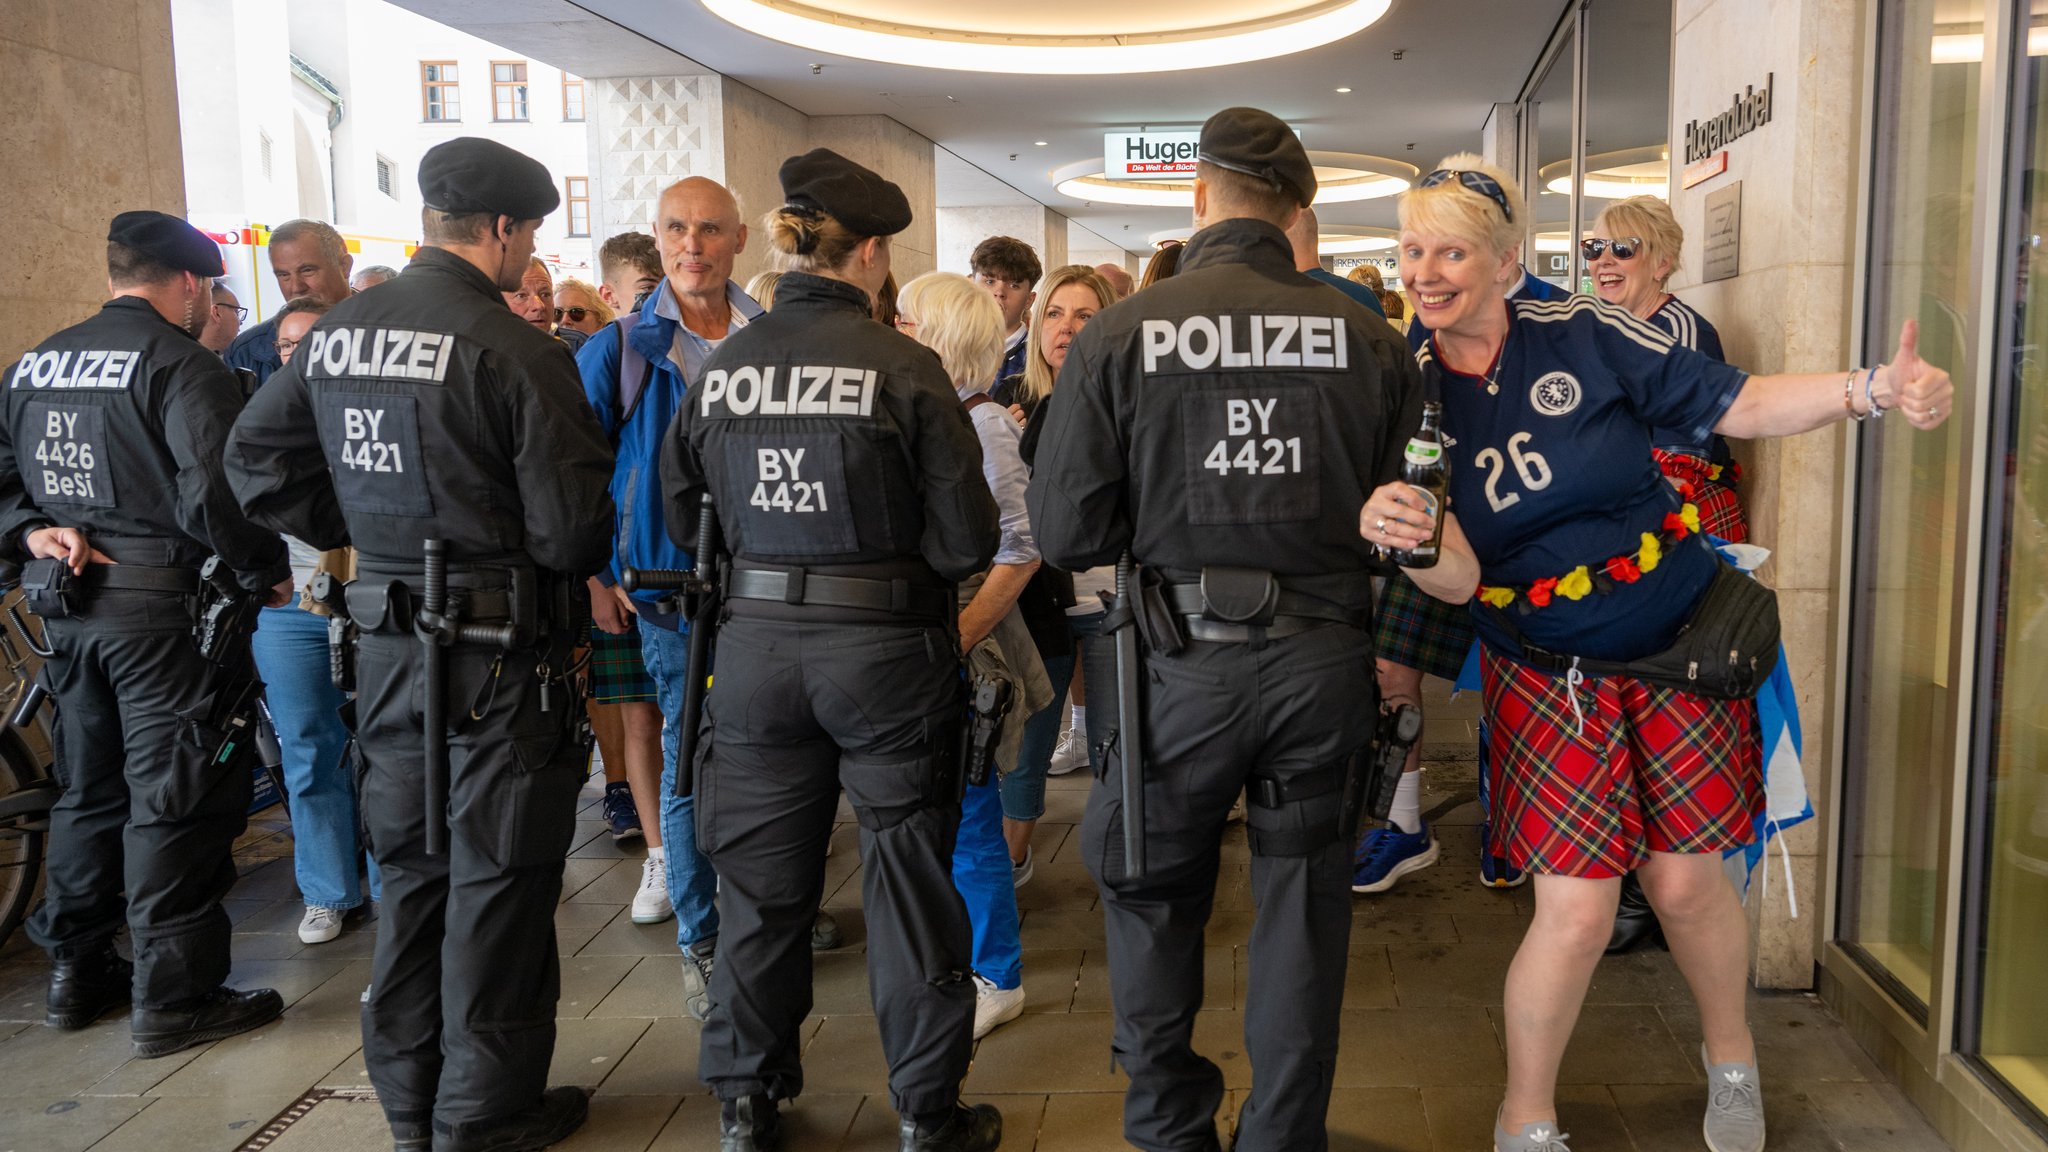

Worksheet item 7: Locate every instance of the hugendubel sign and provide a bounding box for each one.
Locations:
[1682,74,1774,165]
[1104,131,1200,180]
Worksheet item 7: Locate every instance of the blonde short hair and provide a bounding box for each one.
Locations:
[553,278,614,325]
[1347,264,1384,290]
[896,272,1005,393]
[744,270,783,310]
[1398,152,1525,259]
[1594,196,1685,282]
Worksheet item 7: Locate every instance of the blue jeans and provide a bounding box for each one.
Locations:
[1000,652,1075,822]
[252,604,379,910]
[953,777,1021,990]
[639,621,721,948]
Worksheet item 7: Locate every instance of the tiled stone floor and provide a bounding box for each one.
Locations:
[0,681,1953,1151]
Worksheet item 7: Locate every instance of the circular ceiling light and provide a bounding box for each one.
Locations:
[1147,224,1394,254]
[1538,147,1670,201]
[1056,153,1416,207]
[701,0,1395,75]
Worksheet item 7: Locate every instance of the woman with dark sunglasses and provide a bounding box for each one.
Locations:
[1399,153,1953,1152]
[1585,197,1746,542]
[552,276,614,337]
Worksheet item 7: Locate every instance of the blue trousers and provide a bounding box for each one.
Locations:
[952,777,1021,990]
[639,621,721,948]
[1001,653,1075,823]
[251,604,378,910]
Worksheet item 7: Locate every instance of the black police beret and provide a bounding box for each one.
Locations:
[1198,107,1318,207]
[419,137,560,220]
[107,211,225,277]
[778,148,912,237]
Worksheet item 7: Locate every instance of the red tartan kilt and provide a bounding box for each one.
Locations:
[1694,480,1748,542]
[1479,646,1762,878]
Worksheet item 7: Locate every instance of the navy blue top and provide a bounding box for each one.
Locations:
[1421,296,1749,661]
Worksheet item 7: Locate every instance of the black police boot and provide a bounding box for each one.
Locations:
[720,1093,781,1151]
[45,947,133,1030]
[130,986,284,1057]
[431,1086,588,1152]
[1605,871,1666,955]
[899,1103,1002,1152]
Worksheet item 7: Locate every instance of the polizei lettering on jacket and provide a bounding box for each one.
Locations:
[1141,315,1350,374]
[303,327,456,384]
[10,350,141,390]
[698,365,879,418]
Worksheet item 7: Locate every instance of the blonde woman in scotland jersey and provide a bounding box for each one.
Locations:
[1396,153,1953,1152]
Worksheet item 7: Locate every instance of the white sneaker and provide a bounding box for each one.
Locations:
[1046,727,1088,776]
[298,905,344,945]
[1011,845,1035,889]
[631,856,674,924]
[971,973,1024,1040]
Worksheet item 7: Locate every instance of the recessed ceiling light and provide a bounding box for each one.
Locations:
[1335,87,1352,93]
[1055,153,1418,207]
[1034,140,1049,146]
[1538,147,1671,200]
[701,0,1395,75]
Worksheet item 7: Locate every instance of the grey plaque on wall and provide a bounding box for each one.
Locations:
[1704,182,1741,283]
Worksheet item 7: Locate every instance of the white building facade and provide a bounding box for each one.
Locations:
[172,0,596,321]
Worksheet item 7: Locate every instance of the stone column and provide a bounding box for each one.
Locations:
[936,204,1070,279]
[3,0,186,360]
[1667,0,1861,989]
[586,73,724,241]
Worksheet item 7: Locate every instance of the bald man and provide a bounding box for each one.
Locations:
[572,177,762,1020]
[1092,261,1135,300]
[1285,207,1386,318]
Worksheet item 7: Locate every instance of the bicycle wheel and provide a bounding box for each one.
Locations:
[0,734,48,949]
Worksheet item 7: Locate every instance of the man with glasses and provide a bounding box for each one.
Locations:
[224,219,355,387]
[970,236,1042,383]
[200,281,246,354]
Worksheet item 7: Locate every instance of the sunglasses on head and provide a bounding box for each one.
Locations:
[1580,237,1642,261]
[554,306,597,322]
[1419,169,1514,222]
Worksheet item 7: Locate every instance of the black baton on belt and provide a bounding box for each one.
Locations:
[1113,551,1146,881]
[415,539,518,856]
[621,492,722,800]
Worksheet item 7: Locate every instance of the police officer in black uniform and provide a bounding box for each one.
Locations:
[0,212,291,1054]
[1026,108,1477,1152]
[658,149,1003,1152]
[225,139,616,1152]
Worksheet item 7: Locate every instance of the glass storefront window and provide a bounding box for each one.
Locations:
[1842,0,1984,1012]
[1972,5,2048,1117]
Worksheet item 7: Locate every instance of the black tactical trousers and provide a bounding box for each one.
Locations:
[354,625,586,1133]
[695,616,974,1118]
[28,590,248,1009]
[1081,623,1375,1152]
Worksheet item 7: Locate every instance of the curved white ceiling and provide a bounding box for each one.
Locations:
[702,0,1394,73]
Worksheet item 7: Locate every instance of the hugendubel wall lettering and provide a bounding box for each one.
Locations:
[1683,74,1774,164]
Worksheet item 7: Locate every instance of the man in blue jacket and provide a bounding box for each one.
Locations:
[577,177,763,1020]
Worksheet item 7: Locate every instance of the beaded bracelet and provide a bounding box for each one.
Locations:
[1864,365,1886,419]
[1844,370,1864,420]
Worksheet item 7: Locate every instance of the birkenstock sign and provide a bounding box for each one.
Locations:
[1683,74,1774,164]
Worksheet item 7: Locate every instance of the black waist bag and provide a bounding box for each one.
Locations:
[1507,560,1780,699]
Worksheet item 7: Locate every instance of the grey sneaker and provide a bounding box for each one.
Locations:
[1495,1111,1572,1152]
[1702,1043,1765,1152]
[683,938,717,1022]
